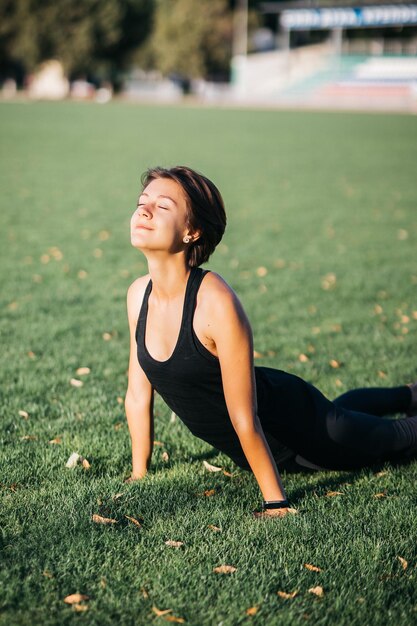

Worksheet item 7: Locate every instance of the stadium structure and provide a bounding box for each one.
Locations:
[231,1,417,111]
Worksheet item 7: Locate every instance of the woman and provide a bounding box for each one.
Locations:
[125,165,417,517]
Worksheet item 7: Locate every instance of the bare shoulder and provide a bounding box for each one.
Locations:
[198,271,246,320]
[127,274,150,323]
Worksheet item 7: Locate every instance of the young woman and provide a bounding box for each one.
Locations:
[125,165,417,517]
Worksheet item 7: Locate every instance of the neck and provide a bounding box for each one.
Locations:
[146,254,192,299]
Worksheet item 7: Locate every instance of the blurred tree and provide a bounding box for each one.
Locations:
[149,0,233,81]
[0,0,153,84]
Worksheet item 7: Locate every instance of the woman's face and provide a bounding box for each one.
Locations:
[130,177,191,255]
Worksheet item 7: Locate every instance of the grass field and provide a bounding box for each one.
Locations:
[1,101,417,626]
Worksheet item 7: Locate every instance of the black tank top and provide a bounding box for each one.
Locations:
[135,266,293,469]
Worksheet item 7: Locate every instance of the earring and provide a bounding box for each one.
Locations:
[183,236,191,243]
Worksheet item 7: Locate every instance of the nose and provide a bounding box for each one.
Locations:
[138,204,152,219]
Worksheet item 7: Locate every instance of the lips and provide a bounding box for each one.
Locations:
[136,224,153,231]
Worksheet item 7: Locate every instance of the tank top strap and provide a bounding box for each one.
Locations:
[135,277,152,344]
[182,266,210,334]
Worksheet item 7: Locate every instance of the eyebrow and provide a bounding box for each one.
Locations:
[138,192,178,206]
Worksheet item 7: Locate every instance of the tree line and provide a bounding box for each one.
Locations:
[0,0,265,87]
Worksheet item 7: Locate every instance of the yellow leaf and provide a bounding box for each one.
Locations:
[277,590,298,599]
[203,489,216,497]
[125,515,142,528]
[326,491,343,497]
[253,350,263,359]
[397,556,408,570]
[374,492,387,498]
[18,410,29,419]
[48,437,62,445]
[152,606,172,617]
[329,359,341,368]
[208,525,221,532]
[223,471,233,477]
[117,396,124,404]
[161,451,169,462]
[375,471,388,478]
[203,460,223,472]
[165,540,184,548]
[77,270,88,279]
[163,616,185,624]
[298,353,309,362]
[246,606,259,615]
[28,351,36,359]
[76,367,90,376]
[63,593,89,605]
[153,440,164,446]
[308,586,324,597]
[102,332,112,341]
[70,378,83,388]
[21,435,37,441]
[82,458,91,469]
[92,514,117,525]
[43,570,53,578]
[213,565,237,574]
[304,563,322,572]
[256,266,268,277]
[73,604,89,612]
[377,371,387,379]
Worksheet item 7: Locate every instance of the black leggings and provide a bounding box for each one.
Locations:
[303,384,416,469]
[257,368,416,471]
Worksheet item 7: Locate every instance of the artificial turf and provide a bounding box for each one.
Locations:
[1,101,416,625]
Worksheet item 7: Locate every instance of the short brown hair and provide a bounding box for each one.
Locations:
[141,166,227,267]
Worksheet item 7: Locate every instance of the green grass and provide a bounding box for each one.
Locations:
[1,101,417,626]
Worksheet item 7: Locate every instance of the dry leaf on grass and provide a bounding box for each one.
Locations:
[203,460,222,472]
[92,513,117,525]
[48,437,62,445]
[21,435,37,441]
[245,606,259,615]
[223,471,233,477]
[203,489,216,497]
[213,565,237,574]
[18,410,29,419]
[374,492,387,498]
[253,350,263,359]
[299,353,309,362]
[152,606,172,617]
[125,515,142,528]
[163,616,185,624]
[277,590,298,599]
[43,570,53,578]
[165,540,184,548]
[208,525,221,532]
[76,367,90,376]
[73,604,89,612]
[375,470,388,478]
[308,586,324,597]
[304,563,323,572]
[397,556,408,570]
[70,378,83,388]
[63,593,89,604]
[326,491,343,497]
[161,451,169,462]
[329,359,341,368]
[256,266,268,277]
[65,452,90,469]
[153,440,164,447]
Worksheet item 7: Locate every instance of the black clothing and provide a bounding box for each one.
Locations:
[136,267,415,471]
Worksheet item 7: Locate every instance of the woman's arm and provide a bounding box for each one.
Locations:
[201,274,288,512]
[125,278,154,480]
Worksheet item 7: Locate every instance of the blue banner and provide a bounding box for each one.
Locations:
[281,5,417,30]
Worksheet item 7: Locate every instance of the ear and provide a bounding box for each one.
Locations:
[184,228,201,243]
